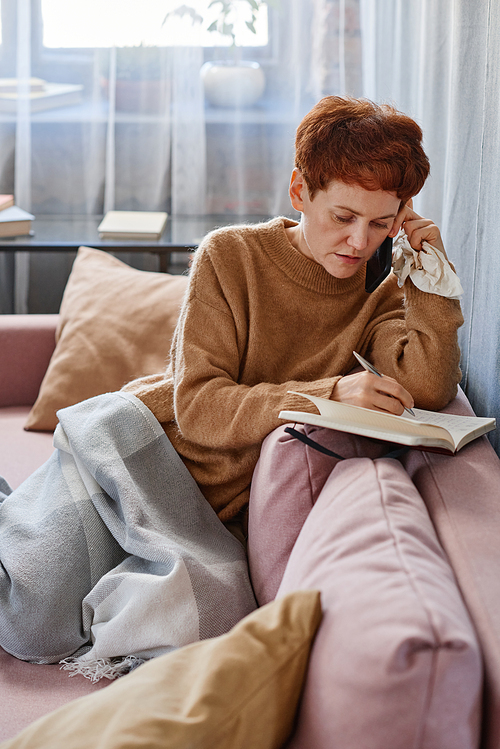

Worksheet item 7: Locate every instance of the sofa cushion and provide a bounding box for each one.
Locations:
[400,389,500,748]
[248,423,389,606]
[1,590,322,749]
[0,407,55,491]
[0,646,107,742]
[24,247,188,432]
[0,315,57,408]
[275,456,482,749]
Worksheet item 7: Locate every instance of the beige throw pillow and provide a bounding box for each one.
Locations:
[25,247,188,432]
[1,590,322,749]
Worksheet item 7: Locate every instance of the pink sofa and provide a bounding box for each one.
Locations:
[2,312,500,747]
[0,315,110,741]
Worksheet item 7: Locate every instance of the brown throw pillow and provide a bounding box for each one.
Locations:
[1,590,322,749]
[25,247,188,432]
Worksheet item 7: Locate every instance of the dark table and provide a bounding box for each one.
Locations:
[0,214,274,272]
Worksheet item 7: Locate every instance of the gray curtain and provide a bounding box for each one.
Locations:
[361,0,500,454]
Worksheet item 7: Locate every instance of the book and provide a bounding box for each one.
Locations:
[0,82,83,113]
[97,211,168,240]
[0,194,14,212]
[0,78,46,93]
[279,391,496,454]
[0,206,35,237]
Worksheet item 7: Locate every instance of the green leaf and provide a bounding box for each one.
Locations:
[248,0,260,10]
[246,20,257,33]
[162,4,202,26]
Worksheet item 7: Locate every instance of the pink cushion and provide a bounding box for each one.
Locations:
[248,424,388,605]
[0,646,107,742]
[277,457,482,749]
[400,390,500,748]
[0,407,55,490]
[0,315,57,408]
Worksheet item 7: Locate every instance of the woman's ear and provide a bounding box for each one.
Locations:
[289,168,306,212]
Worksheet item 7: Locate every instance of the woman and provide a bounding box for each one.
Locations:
[124,95,463,531]
[0,95,465,673]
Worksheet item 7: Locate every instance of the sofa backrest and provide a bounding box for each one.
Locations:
[0,315,58,407]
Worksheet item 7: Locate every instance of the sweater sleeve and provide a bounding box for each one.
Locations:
[169,248,341,452]
[362,274,464,411]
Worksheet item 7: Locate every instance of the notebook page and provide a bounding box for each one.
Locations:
[413,409,495,442]
[288,392,446,439]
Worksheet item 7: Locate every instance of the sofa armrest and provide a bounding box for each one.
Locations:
[0,314,58,407]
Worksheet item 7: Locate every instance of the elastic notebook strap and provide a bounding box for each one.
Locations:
[284,426,410,461]
[383,445,411,459]
[284,426,346,460]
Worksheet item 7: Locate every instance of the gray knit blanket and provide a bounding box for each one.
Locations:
[0,392,256,680]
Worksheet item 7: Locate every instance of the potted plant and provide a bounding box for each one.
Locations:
[164,0,279,108]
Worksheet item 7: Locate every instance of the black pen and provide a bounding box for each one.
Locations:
[353,351,415,417]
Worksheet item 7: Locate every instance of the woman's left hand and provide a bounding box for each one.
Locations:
[388,199,446,256]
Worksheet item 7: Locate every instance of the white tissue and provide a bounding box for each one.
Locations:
[392,232,463,299]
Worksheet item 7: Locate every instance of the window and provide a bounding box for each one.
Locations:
[41,0,269,49]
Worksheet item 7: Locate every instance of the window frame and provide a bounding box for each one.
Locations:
[29,0,280,70]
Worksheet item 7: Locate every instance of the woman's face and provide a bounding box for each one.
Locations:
[287,171,401,279]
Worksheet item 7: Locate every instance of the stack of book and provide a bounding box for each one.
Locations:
[97,211,168,240]
[0,78,83,113]
[0,195,34,237]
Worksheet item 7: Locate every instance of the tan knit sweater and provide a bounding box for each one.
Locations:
[123,217,463,521]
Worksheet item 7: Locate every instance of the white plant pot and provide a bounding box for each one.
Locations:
[200,60,265,108]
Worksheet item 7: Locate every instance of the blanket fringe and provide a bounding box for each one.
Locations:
[59,655,145,683]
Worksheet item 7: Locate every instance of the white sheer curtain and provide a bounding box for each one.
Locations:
[6,0,500,457]
[360,0,500,454]
[7,0,499,453]
[0,0,363,314]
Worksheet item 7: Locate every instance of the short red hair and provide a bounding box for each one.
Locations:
[294,96,430,203]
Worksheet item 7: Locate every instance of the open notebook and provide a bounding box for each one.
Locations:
[279,392,496,454]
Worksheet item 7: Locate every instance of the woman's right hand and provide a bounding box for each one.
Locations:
[331,371,414,415]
